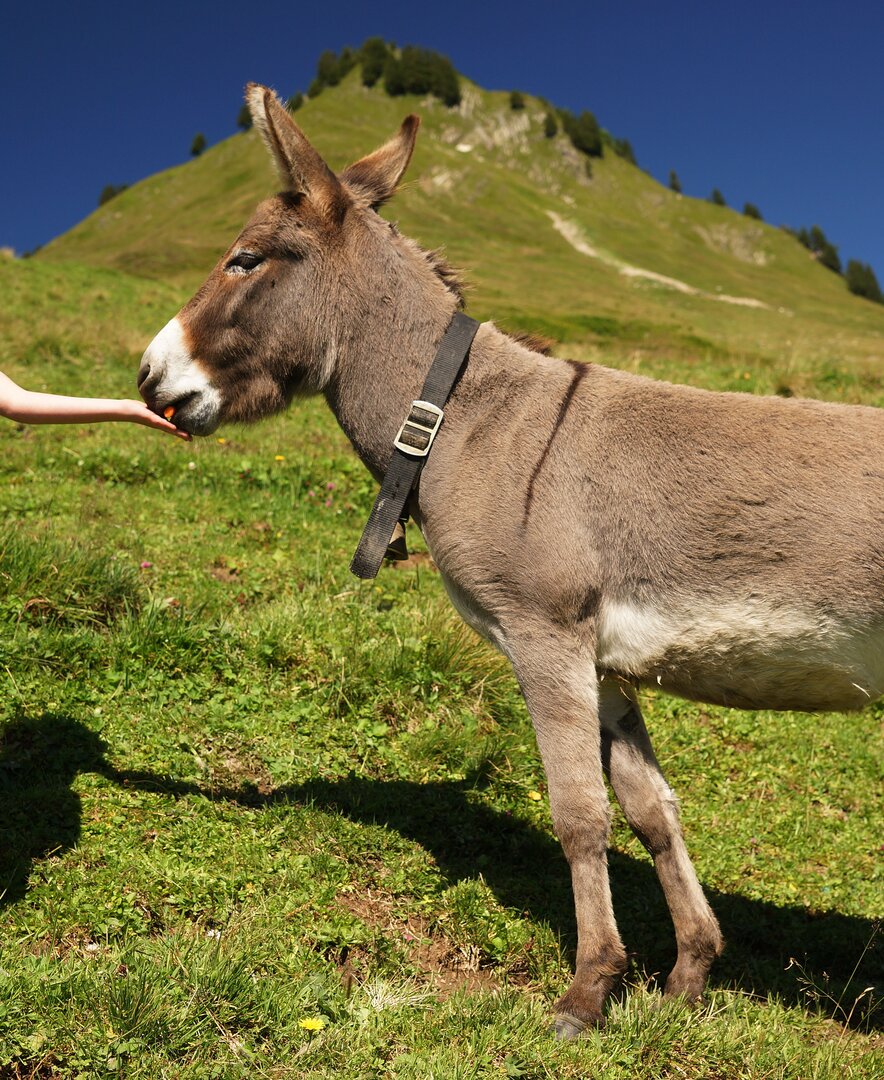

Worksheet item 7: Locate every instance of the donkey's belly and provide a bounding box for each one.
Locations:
[596,599,884,712]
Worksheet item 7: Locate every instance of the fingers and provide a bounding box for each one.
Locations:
[127,401,192,440]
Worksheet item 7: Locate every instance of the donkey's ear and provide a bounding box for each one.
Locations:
[246,83,345,219]
[340,115,420,209]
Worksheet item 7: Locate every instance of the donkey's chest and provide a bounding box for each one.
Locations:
[439,571,512,659]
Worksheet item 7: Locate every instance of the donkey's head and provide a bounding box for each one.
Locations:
[138,85,457,436]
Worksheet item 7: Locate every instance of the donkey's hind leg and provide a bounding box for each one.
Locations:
[506,625,628,1036]
[599,678,723,1001]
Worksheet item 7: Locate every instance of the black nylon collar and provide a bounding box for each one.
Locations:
[350,311,480,579]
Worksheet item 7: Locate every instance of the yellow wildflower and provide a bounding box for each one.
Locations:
[299,1017,326,1032]
[527,790,542,801]
[275,455,286,461]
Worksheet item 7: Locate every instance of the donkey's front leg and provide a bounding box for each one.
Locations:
[508,627,627,1037]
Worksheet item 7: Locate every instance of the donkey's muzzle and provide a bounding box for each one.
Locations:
[139,316,223,436]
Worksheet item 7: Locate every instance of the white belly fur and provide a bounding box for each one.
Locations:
[596,598,884,711]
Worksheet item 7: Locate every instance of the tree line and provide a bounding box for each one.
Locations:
[783,225,881,302]
[302,40,627,168]
[310,39,461,107]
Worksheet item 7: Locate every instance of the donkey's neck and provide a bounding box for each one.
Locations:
[322,290,460,481]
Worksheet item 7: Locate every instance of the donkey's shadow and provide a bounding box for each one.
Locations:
[213,772,880,1028]
[1,713,879,1028]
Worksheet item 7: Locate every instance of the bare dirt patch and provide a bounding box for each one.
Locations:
[390,551,436,572]
[209,556,243,583]
[201,744,274,798]
[338,892,503,995]
[695,222,770,266]
[2,1057,67,1079]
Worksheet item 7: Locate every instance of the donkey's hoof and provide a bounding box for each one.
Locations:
[552,1012,592,1040]
[663,973,707,1005]
[663,988,706,1009]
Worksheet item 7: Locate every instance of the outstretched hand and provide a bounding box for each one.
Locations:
[117,399,192,440]
[0,372,191,438]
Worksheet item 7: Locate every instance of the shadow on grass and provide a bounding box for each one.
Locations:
[0,712,106,907]
[1,712,880,1029]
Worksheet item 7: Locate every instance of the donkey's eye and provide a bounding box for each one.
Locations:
[226,251,264,273]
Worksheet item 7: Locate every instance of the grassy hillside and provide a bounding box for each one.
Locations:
[38,71,884,401]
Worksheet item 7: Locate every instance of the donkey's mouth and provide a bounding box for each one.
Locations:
[156,392,221,437]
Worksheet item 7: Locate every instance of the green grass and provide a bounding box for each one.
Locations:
[1,143,883,1076]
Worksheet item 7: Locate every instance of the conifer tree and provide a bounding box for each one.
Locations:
[509,90,525,110]
[845,260,883,303]
[399,46,431,94]
[574,110,603,156]
[818,243,842,275]
[668,170,682,193]
[560,109,603,157]
[98,183,127,206]
[383,54,406,96]
[543,111,558,138]
[360,37,389,87]
[316,49,342,87]
[237,104,252,131]
[807,225,842,274]
[743,202,762,220]
[190,133,206,157]
[432,57,461,106]
[710,188,726,206]
[337,46,357,78]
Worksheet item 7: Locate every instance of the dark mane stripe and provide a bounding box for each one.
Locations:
[507,330,556,356]
[424,247,466,307]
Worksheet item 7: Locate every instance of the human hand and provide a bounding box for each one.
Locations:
[119,399,192,440]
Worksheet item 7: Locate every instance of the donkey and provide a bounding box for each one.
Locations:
[138,85,884,1036]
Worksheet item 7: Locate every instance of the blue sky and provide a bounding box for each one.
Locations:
[3,0,883,286]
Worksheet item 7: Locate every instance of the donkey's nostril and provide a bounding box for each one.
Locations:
[137,360,163,404]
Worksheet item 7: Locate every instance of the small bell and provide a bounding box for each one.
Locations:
[385,518,409,562]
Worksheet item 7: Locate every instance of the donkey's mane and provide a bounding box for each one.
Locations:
[389,223,466,308]
[422,246,466,308]
[389,222,555,356]
[507,330,555,356]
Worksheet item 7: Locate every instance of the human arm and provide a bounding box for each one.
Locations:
[0,371,190,439]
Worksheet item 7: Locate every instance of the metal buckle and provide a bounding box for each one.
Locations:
[393,400,444,457]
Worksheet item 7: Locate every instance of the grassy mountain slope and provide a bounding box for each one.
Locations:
[38,72,883,402]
